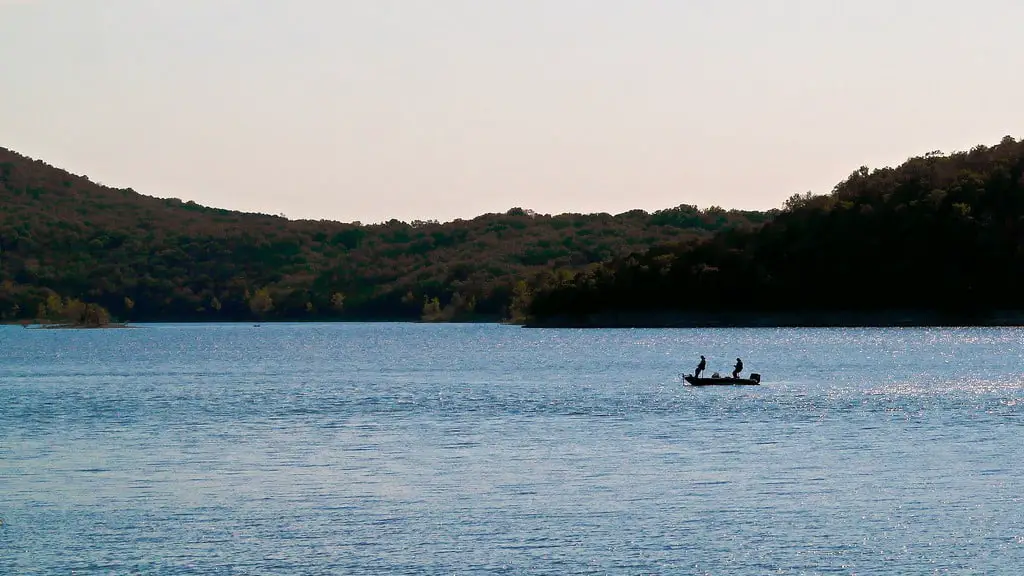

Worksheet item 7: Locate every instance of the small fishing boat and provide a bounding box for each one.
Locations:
[684,373,761,386]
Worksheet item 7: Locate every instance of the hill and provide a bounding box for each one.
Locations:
[527,136,1024,327]
[0,147,771,323]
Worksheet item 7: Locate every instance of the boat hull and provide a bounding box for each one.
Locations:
[684,374,761,386]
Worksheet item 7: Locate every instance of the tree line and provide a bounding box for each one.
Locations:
[526,136,1024,325]
[0,146,770,324]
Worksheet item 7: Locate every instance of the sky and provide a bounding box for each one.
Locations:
[2,1,1023,224]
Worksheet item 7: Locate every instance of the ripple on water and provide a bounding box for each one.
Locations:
[1,324,1024,574]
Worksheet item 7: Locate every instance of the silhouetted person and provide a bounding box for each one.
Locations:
[695,355,707,378]
[732,357,743,379]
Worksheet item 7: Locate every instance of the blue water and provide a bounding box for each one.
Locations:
[2,324,1023,574]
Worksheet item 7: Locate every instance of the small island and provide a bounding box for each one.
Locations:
[19,295,128,329]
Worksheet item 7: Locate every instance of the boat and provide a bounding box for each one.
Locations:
[684,373,761,386]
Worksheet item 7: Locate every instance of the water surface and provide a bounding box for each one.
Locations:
[2,324,1022,574]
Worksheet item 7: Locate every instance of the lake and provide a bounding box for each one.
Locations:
[2,323,1022,574]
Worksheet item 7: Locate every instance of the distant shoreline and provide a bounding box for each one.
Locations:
[522,310,1024,328]
[7,322,136,330]
[6,314,1024,329]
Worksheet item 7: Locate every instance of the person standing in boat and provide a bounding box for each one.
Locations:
[695,355,707,378]
[732,357,743,379]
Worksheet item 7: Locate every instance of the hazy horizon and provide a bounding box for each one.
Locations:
[3,1,1023,223]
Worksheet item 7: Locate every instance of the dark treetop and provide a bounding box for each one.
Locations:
[527,136,1024,327]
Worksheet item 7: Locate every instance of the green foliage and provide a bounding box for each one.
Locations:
[0,145,770,323]
[330,292,345,312]
[63,299,111,327]
[248,288,274,317]
[509,280,533,323]
[30,292,112,326]
[421,296,442,321]
[530,135,1024,322]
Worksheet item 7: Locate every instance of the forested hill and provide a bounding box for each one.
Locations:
[527,135,1024,327]
[0,146,771,323]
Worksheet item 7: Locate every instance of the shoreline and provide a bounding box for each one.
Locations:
[7,313,1024,329]
[19,323,136,330]
[522,310,1024,328]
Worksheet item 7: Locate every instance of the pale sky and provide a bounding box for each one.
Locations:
[2,1,1022,224]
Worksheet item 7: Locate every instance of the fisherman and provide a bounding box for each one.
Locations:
[695,355,707,378]
[732,357,744,379]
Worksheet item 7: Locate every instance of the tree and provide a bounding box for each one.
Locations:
[508,280,533,323]
[422,296,442,321]
[443,291,477,321]
[82,303,111,327]
[44,293,64,319]
[330,292,345,312]
[61,298,111,327]
[249,288,274,317]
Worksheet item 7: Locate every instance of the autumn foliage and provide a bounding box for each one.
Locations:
[0,147,769,322]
